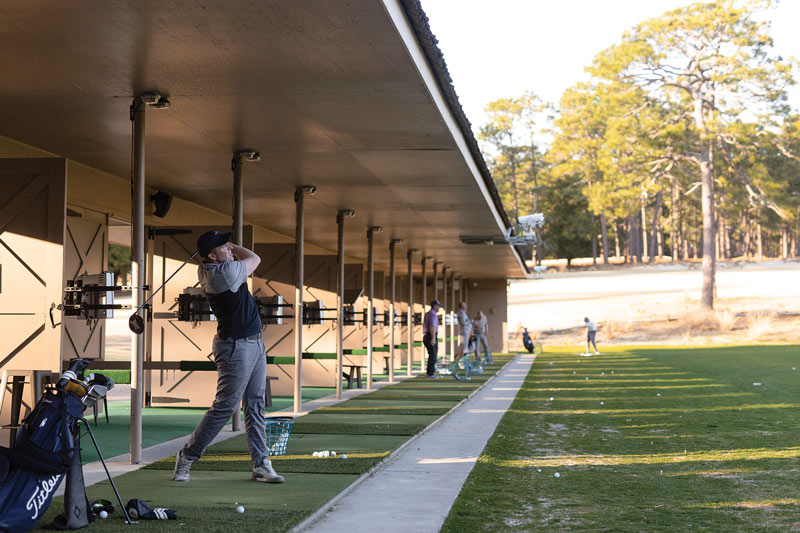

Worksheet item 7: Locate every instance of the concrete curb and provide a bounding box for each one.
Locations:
[289,354,523,533]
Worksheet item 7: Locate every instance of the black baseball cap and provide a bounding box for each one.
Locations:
[430,299,442,308]
[197,230,233,257]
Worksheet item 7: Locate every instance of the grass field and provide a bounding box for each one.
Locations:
[442,345,800,532]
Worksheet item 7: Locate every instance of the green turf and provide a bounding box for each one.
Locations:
[79,386,336,464]
[442,345,800,532]
[35,354,514,532]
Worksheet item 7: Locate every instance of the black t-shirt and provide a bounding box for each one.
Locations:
[198,261,261,338]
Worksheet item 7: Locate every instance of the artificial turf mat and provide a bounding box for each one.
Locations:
[213,433,409,454]
[34,354,516,532]
[145,452,389,474]
[79,386,337,464]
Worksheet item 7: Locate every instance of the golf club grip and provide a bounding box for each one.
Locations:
[131,250,199,315]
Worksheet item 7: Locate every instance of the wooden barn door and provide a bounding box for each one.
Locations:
[61,208,108,361]
[0,158,66,373]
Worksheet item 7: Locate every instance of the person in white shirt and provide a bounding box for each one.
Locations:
[584,317,599,355]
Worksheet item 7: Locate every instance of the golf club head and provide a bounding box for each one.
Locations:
[129,313,145,335]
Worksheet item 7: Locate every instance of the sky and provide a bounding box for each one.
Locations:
[419,0,800,131]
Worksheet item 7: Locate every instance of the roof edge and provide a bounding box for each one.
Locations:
[397,0,530,275]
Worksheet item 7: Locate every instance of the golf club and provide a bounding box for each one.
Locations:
[128,251,199,334]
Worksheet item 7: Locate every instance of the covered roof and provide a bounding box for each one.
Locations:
[0,0,528,279]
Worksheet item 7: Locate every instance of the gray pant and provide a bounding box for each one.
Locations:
[474,333,492,363]
[181,333,269,466]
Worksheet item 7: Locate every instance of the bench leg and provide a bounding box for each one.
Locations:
[355,367,362,389]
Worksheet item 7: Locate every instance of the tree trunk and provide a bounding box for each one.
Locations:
[509,150,519,222]
[797,205,800,258]
[756,211,763,261]
[635,214,643,263]
[649,190,662,264]
[700,139,715,308]
[591,214,598,265]
[744,209,751,258]
[626,216,632,263]
[670,183,677,261]
[641,201,648,262]
[600,212,609,265]
[614,221,621,260]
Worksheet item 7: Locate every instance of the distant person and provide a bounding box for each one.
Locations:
[522,328,534,354]
[584,317,599,355]
[423,300,443,377]
[454,301,472,362]
[172,230,283,484]
[472,310,493,364]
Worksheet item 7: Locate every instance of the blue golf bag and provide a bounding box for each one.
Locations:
[0,385,85,532]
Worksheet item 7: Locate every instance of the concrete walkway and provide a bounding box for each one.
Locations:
[301,354,535,533]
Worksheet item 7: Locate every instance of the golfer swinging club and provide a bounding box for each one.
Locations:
[173,230,284,483]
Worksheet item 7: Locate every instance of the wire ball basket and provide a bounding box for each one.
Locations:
[265,417,295,456]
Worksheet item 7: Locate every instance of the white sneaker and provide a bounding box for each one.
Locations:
[593,351,600,355]
[253,458,285,483]
[173,449,193,482]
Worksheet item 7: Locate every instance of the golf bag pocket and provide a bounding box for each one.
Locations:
[0,464,64,532]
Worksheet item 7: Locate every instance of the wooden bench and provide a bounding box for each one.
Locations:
[342,365,366,389]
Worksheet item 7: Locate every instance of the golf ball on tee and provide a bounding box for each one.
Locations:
[236,505,245,514]
[99,511,108,519]
[554,472,560,478]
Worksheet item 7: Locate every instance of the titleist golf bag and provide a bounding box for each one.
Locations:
[0,359,114,532]
[0,389,84,531]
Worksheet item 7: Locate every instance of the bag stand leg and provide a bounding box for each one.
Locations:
[78,418,133,524]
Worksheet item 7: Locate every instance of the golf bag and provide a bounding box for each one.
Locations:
[522,329,534,353]
[0,389,84,532]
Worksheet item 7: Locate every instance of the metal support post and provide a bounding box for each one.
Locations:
[389,239,403,382]
[130,96,146,464]
[336,209,354,400]
[367,226,382,389]
[441,266,448,359]
[421,256,430,372]
[230,153,245,431]
[433,261,441,302]
[293,186,316,413]
[450,271,456,358]
[407,249,417,376]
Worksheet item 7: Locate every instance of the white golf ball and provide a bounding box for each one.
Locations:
[573,371,576,374]
[554,472,560,478]
[657,393,661,397]
[600,402,604,405]
[341,453,347,459]
[331,451,337,456]
[236,505,245,514]
[611,371,614,374]
[585,377,588,380]
[312,451,319,457]
[549,397,554,401]
[99,511,108,519]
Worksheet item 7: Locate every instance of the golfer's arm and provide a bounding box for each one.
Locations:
[231,244,261,275]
